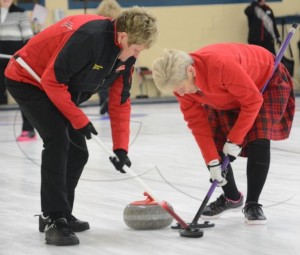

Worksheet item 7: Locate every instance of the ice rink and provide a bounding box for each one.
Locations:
[0,98,299,255]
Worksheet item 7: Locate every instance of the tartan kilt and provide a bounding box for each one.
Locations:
[207,63,295,157]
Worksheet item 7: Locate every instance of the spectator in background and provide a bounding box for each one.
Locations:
[96,0,122,19]
[96,0,122,115]
[245,0,281,55]
[0,0,36,141]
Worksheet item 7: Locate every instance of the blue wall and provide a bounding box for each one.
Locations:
[68,0,282,9]
[19,0,45,10]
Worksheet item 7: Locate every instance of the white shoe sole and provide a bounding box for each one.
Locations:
[201,206,243,220]
[244,218,267,225]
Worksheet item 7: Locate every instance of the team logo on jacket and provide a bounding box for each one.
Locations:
[116,65,125,72]
[93,64,103,70]
[61,20,73,30]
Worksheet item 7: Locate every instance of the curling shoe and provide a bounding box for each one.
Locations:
[38,214,90,232]
[45,218,79,246]
[16,131,37,142]
[243,202,267,225]
[37,214,51,232]
[67,215,90,232]
[201,193,244,219]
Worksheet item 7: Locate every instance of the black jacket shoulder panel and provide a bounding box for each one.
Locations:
[54,19,121,93]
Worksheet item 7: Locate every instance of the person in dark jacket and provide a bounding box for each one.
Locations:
[5,7,158,246]
[245,0,281,54]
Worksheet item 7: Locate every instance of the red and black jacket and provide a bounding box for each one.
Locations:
[5,14,135,151]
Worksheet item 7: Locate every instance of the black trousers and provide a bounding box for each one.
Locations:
[6,79,89,216]
[21,111,35,132]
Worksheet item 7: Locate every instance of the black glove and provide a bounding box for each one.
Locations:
[109,149,131,173]
[77,122,98,139]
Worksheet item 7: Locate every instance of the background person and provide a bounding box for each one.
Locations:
[0,0,36,140]
[244,0,281,55]
[96,0,122,115]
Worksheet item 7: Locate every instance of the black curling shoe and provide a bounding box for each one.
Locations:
[45,218,79,246]
[38,214,90,232]
[243,202,267,225]
[67,215,90,232]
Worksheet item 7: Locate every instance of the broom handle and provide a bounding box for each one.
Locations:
[0,53,12,59]
[261,23,298,93]
[92,135,190,229]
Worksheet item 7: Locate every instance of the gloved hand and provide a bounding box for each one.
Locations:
[223,140,241,162]
[109,149,131,173]
[208,159,227,187]
[77,122,98,139]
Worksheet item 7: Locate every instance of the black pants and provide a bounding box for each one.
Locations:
[21,111,35,132]
[6,79,89,216]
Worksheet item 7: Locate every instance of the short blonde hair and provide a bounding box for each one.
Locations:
[96,0,122,19]
[152,49,194,94]
[116,6,158,48]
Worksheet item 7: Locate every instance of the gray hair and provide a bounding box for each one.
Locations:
[152,49,194,95]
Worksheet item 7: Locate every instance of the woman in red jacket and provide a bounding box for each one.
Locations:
[152,43,295,225]
[5,7,158,246]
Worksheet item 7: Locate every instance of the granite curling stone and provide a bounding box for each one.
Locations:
[123,192,174,230]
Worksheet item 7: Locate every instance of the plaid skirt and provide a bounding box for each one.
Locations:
[208,63,295,157]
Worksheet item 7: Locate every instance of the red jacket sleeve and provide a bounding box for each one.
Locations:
[109,75,131,152]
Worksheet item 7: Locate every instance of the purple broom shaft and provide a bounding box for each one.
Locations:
[190,156,229,224]
[261,23,298,93]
